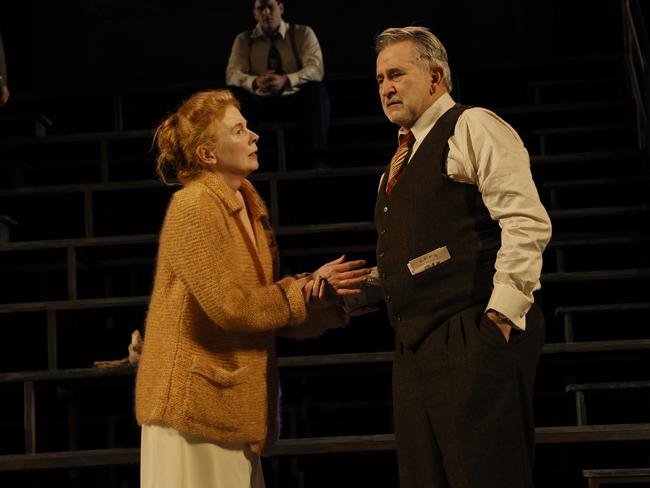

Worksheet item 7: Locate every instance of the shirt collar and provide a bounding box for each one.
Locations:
[192,171,268,220]
[402,92,456,146]
[251,20,288,40]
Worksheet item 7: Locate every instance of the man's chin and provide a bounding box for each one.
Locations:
[384,110,406,126]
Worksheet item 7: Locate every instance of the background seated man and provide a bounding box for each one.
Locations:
[226,0,330,169]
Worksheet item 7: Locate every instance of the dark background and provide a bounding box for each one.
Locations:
[0,0,618,93]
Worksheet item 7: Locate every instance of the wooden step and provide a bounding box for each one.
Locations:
[0,296,149,314]
[2,340,648,384]
[1,231,647,254]
[0,234,158,252]
[549,205,650,219]
[542,177,650,189]
[549,233,650,247]
[555,302,650,316]
[0,179,170,196]
[583,467,650,481]
[0,424,648,471]
[498,100,625,116]
[531,149,640,164]
[541,268,650,283]
[528,77,618,89]
[542,339,650,354]
[566,380,650,393]
[533,124,628,136]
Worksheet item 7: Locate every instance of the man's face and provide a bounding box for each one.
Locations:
[253,0,284,35]
[376,40,436,128]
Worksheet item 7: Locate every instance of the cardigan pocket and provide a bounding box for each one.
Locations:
[184,356,265,439]
[189,357,250,387]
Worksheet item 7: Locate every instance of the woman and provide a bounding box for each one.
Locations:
[135,89,368,487]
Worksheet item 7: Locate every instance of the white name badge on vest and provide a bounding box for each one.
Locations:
[407,246,451,276]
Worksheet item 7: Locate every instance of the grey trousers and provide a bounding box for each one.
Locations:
[392,302,545,488]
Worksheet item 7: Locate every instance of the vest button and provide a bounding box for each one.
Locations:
[383,206,389,213]
[396,313,402,321]
[386,295,391,303]
[379,251,385,258]
[380,229,386,235]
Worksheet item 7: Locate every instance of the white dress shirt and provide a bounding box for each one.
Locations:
[225,21,324,97]
[380,93,552,330]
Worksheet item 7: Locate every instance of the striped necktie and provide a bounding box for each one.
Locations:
[385,130,414,197]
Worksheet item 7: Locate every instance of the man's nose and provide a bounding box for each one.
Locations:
[380,82,395,98]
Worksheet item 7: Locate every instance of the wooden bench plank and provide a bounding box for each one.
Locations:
[528,77,617,88]
[531,149,639,164]
[534,423,650,443]
[1,340,648,384]
[548,205,650,219]
[542,340,650,354]
[556,302,650,315]
[566,381,650,392]
[542,177,648,189]
[549,234,650,248]
[2,231,648,253]
[1,424,649,470]
[0,296,149,314]
[0,448,139,471]
[542,269,650,283]
[533,124,628,136]
[583,468,650,478]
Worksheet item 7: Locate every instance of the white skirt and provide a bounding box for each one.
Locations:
[140,424,265,488]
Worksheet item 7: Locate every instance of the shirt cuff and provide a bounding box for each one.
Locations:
[486,283,532,331]
[286,73,299,89]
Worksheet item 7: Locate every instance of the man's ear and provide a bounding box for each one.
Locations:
[431,67,443,87]
[196,145,217,166]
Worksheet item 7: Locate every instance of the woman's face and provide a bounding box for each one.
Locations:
[211,105,260,178]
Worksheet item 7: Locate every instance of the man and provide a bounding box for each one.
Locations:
[373,27,551,487]
[226,0,329,169]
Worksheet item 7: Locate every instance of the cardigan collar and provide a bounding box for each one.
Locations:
[193,171,269,220]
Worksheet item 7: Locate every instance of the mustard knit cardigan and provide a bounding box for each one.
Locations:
[135,171,344,454]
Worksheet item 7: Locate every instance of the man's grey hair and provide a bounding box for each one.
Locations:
[374,26,452,91]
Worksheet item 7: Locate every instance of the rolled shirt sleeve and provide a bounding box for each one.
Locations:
[226,32,257,92]
[285,25,324,89]
[447,108,552,330]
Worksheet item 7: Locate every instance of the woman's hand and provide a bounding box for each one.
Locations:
[302,274,338,309]
[313,255,370,296]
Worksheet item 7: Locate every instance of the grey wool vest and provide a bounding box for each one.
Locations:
[375,104,501,351]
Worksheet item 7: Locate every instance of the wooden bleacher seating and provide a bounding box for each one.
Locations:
[0,35,649,487]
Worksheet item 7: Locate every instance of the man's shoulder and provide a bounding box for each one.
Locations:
[457,105,508,126]
[290,24,318,38]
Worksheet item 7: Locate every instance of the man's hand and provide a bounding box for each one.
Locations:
[314,255,370,296]
[255,71,288,95]
[486,310,512,343]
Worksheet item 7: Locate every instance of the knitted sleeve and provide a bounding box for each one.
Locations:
[277,305,349,339]
[162,190,307,331]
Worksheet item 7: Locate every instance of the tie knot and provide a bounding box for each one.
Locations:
[398,130,414,148]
